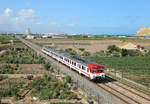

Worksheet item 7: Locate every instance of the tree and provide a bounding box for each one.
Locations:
[107,45,119,53]
[121,49,128,56]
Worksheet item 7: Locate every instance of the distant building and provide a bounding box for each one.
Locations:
[119,42,137,50]
[42,35,49,38]
[51,35,68,39]
[26,35,34,39]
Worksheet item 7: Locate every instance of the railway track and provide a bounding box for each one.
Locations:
[16,36,150,104]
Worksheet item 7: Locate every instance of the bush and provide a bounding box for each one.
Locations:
[82,51,90,57]
[50,68,54,73]
[121,49,128,56]
[27,74,33,80]
[0,64,15,74]
[107,45,119,53]
[44,62,51,70]
[79,48,85,51]
[68,50,77,55]
[65,48,72,52]
[0,75,8,81]
[65,76,71,83]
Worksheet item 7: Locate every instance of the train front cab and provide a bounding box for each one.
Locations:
[88,64,105,80]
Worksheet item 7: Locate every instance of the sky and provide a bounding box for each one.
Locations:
[0,0,150,34]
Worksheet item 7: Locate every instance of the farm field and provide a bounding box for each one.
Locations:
[33,37,150,88]
[31,38,122,53]
[32,37,150,54]
[0,35,95,104]
[89,56,150,87]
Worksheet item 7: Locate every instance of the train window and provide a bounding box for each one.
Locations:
[74,62,76,66]
[72,61,74,65]
[87,68,89,72]
[60,56,63,59]
[82,66,85,70]
[65,58,67,62]
[78,64,81,68]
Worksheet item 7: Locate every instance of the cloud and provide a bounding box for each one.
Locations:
[18,9,35,19]
[4,8,13,17]
[0,8,77,33]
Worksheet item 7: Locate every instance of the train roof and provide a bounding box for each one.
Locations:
[43,46,93,66]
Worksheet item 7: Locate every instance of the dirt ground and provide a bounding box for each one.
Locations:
[32,38,122,53]
[32,38,150,53]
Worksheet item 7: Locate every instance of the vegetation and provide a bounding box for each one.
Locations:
[44,62,51,70]
[73,35,146,41]
[0,64,17,74]
[0,75,8,81]
[65,75,72,83]
[79,48,85,52]
[30,75,77,100]
[27,74,34,80]
[65,48,77,55]
[0,80,25,99]
[51,103,82,104]
[35,42,52,47]
[0,48,45,64]
[89,56,150,87]
[0,35,18,44]
[82,51,91,57]
[107,45,119,53]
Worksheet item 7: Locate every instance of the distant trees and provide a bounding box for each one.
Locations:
[107,45,119,53]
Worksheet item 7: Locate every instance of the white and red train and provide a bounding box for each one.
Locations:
[42,46,105,80]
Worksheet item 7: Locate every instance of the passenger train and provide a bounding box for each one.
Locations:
[42,46,105,80]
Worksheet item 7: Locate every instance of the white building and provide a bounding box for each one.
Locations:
[26,35,34,39]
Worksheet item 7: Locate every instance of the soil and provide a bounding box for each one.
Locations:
[32,38,122,53]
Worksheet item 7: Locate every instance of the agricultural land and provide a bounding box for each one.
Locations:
[0,35,96,104]
[32,36,150,88]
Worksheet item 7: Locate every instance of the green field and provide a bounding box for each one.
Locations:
[0,35,18,44]
[74,36,148,41]
[0,47,45,64]
[89,56,150,87]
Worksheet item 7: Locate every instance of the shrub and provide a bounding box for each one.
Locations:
[107,45,119,53]
[27,74,33,80]
[0,75,7,81]
[82,51,90,57]
[121,49,128,56]
[65,48,72,52]
[44,62,51,70]
[68,50,77,55]
[50,68,55,73]
[79,48,85,51]
[65,76,71,83]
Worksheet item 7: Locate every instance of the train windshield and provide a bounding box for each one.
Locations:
[93,68,104,73]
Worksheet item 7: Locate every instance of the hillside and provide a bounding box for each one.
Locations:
[137,27,150,36]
